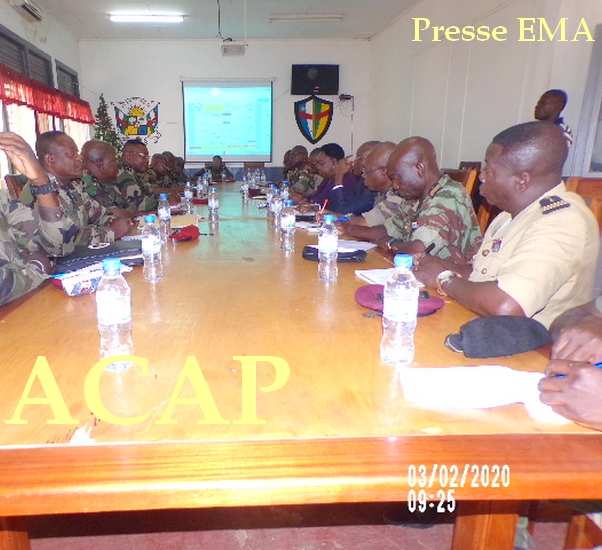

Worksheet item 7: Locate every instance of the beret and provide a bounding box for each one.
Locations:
[445,316,550,358]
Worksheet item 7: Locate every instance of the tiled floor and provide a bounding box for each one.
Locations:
[27,503,571,550]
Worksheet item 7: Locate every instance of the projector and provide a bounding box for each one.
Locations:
[221,41,246,56]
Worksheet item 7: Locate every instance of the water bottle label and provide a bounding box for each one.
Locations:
[281,213,295,229]
[184,189,193,199]
[142,236,161,253]
[97,292,131,324]
[208,198,219,209]
[158,206,171,220]
[318,234,338,253]
[382,298,418,322]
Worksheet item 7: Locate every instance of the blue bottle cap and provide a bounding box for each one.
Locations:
[393,254,413,269]
[159,193,168,199]
[323,213,335,222]
[285,199,294,206]
[102,258,121,271]
[144,214,156,223]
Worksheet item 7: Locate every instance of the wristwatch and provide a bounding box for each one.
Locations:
[436,270,461,296]
[30,173,59,196]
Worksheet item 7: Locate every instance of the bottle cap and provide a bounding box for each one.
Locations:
[273,189,280,194]
[210,186,217,192]
[144,214,156,223]
[282,180,288,185]
[102,258,121,272]
[159,193,168,199]
[285,199,294,206]
[323,213,335,222]
[393,254,413,269]
[269,184,275,188]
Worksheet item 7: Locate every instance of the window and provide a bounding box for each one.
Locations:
[0,23,52,86]
[56,61,79,97]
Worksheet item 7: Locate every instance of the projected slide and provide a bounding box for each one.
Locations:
[183,80,273,163]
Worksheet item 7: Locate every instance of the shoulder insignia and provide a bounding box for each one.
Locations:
[540,195,570,214]
[428,183,443,198]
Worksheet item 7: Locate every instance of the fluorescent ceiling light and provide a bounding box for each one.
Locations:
[269,14,344,23]
[109,15,184,24]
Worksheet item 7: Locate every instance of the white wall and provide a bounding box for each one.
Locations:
[78,39,373,165]
[0,0,80,76]
[370,0,602,173]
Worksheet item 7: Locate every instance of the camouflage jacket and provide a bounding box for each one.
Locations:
[81,173,128,210]
[0,187,75,306]
[117,166,158,213]
[287,165,322,196]
[363,187,404,227]
[21,179,116,246]
[142,169,183,189]
[388,174,482,263]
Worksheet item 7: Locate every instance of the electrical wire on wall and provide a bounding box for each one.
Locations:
[336,94,355,155]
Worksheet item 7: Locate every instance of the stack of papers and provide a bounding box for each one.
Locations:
[355,268,396,285]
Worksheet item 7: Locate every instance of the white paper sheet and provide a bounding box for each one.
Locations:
[397,365,570,424]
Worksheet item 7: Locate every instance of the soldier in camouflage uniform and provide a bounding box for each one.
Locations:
[0,132,77,306]
[288,146,323,198]
[81,140,130,212]
[118,139,158,212]
[20,131,131,246]
[144,153,180,189]
[385,138,481,264]
[172,156,189,186]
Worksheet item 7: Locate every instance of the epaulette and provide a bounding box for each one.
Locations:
[540,195,570,214]
[428,183,443,198]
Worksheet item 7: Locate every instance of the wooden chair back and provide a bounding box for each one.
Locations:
[458,161,482,171]
[244,162,265,171]
[565,177,602,232]
[476,199,501,233]
[441,168,479,204]
[4,174,28,200]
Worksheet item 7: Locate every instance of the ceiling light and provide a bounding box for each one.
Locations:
[109,15,184,24]
[269,14,344,23]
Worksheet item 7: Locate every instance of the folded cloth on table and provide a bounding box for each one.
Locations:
[53,241,142,274]
[354,284,444,317]
[170,225,200,241]
[302,245,367,263]
[445,316,550,358]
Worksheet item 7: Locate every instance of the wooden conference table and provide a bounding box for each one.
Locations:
[0,182,601,550]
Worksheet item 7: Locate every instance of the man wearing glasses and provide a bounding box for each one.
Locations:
[117,139,158,213]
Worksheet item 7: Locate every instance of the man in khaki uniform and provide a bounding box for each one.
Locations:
[414,121,598,328]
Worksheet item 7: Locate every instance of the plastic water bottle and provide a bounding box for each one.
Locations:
[241,175,249,200]
[318,213,338,281]
[208,186,219,221]
[380,254,419,367]
[157,193,171,243]
[280,199,295,251]
[96,258,134,370]
[184,181,193,214]
[270,188,283,227]
[265,184,276,214]
[141,214,163,282]
[281,181,290,201]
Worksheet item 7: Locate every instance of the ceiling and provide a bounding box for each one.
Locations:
[29,0,421,41]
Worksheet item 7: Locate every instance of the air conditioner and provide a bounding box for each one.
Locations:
[221,42,246,56]
[10,0,44,22]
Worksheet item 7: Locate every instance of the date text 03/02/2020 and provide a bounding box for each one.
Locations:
[406,464,511,514]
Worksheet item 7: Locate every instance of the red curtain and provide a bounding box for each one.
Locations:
[0,62,94,124]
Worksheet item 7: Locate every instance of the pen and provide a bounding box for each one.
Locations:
[554,361,602,378]
[320,199,329,214]
[336,215,349,222]
[415,242,436,261]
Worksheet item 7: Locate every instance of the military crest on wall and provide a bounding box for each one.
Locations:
[294,95,333,144]
[113,97,162,144]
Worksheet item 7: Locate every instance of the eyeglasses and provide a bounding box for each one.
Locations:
[363,166,387,176]
[127,151,149,159]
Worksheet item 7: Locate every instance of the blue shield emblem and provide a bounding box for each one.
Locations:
[294,95,333,144]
